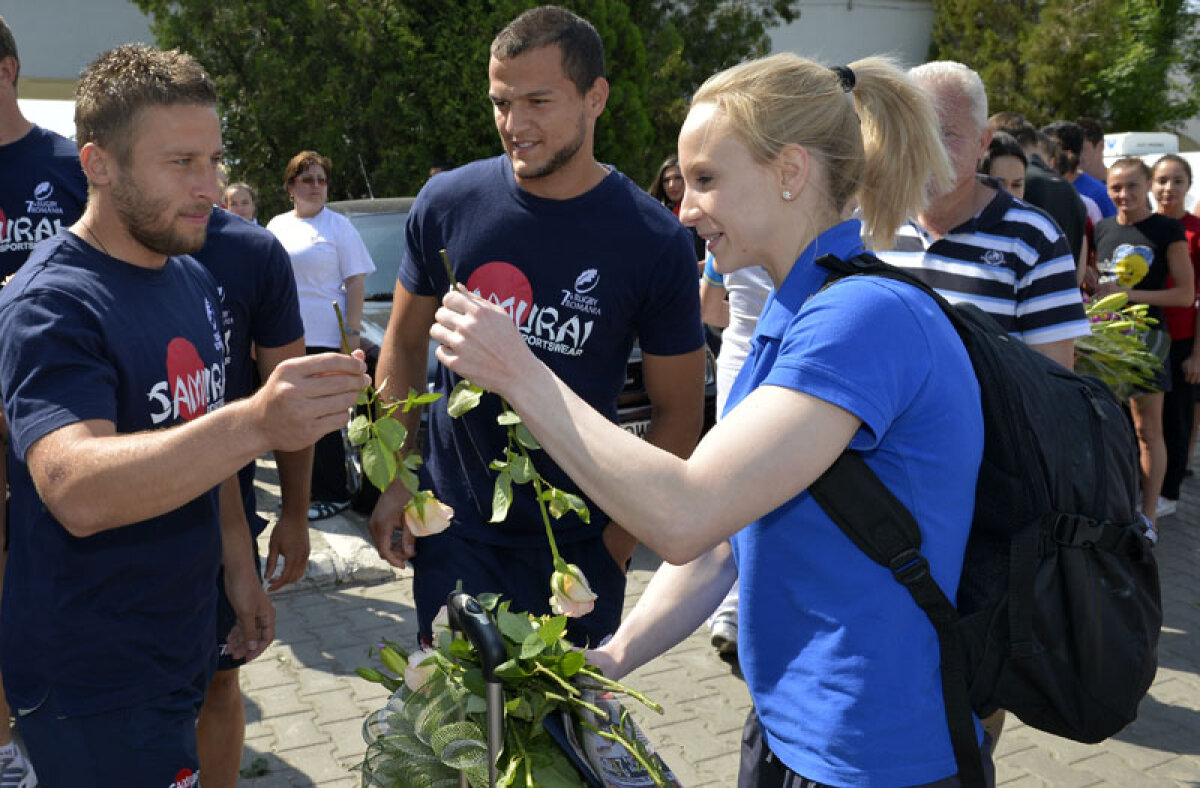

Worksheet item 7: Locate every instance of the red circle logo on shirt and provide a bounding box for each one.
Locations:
[466,261,533,327]
[166,337,208,422]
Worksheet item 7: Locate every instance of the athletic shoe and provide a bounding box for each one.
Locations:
[710,615,738,656]
[1156,496,1178,519]
[0,747,36,788]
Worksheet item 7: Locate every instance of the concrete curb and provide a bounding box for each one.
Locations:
[255,509,400,596]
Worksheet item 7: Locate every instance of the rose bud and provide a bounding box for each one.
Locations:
[404,647,438,692]
[549,563,598,618]
[404,494,454,538]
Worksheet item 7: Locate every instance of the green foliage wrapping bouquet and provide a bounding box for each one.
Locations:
[357,597,671,787]
[1074,292,1165,399]
[334,258,674,785]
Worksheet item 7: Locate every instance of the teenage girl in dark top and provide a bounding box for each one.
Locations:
[1093,156,1194,535]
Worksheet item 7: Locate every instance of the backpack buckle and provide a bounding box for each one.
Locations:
[1052,514,1104,548]
[888,548,930,587]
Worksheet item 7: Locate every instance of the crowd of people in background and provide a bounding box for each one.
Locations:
[1,2,1198,785]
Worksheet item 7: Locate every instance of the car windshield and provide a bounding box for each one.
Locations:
[348,210,409,299]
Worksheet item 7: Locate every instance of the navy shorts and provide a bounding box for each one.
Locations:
[215,546,263,671]
[411,527,627,648]
[17,681,205,787]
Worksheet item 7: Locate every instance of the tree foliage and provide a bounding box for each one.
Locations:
[132,0,797,216]
[930,0,1200,132]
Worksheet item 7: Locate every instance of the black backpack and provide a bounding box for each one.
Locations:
[808,253,1162,787]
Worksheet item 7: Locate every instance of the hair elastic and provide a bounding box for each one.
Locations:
[831,65,855,93]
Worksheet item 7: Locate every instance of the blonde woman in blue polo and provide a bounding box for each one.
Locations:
[431,53,988,787]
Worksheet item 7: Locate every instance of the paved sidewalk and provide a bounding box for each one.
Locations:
[239,459,1200,786]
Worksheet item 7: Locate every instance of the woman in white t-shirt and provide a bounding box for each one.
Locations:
[268,150,375,520]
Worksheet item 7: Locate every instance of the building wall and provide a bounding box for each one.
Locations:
[769,0,934,69]
[1,0,154,99]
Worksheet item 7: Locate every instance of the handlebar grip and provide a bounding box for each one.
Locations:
[446,591,508,682]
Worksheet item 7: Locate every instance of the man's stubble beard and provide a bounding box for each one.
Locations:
[513,113,587,180]
[112,173,207,257]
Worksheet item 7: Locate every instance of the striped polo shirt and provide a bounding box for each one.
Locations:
[877,187,1090,346]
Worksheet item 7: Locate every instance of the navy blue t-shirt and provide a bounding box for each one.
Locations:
[193,207,304,534]
[0,125,87,281]
[0,230,227,715]
[399,156,705,546]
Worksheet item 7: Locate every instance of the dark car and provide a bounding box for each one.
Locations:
[327,197,717,507]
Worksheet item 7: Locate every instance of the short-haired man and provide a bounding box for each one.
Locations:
[877,62,1090,372]
[0,45,368,783]
[1077,116,1109,184]
[368,5,706,646]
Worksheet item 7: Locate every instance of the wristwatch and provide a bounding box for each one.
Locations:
[345,328,361,336]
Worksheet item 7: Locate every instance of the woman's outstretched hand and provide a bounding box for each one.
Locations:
[431,285,538,393]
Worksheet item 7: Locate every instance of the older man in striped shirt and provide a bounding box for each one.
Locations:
[877,61,1089,370]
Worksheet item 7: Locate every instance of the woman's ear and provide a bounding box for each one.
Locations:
[776,143,810,200]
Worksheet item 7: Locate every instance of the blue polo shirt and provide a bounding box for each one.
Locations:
[726,219,984,786]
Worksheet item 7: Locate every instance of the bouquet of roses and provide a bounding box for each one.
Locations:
[337,256,676,786]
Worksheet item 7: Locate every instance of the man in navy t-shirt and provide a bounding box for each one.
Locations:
[191,206,309,787]
[0,45,368,784]
[367,6,706,647]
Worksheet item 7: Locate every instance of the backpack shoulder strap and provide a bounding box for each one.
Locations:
[807,257,988,785]
[811,453,986,787]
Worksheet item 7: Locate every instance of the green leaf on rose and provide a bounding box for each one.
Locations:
[537,616,567,646]
[477,592,500,611]
[465,694,488,715]
[404,388,443,411]
[363,438,397,492]
[559,650,586,677]
[514,423,541,450]
[493,659,530,679]
[374,417,407,452]
[448,638,475,661]
[447,380,484,417]
[520,632,547,659]
[396,463,420,495]
[509,454,534,484]
[490,471,513,523]
[546,487,588,522]
[347,414,371,446]
[355,389,370,407]
[497,609,534,643]
[462,668,486,697]
[505,695,533,720]
[497,410,522,426]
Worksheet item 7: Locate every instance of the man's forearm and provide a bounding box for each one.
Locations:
[274,446,313,524]
[28,400,270,537]
[219,475,257,574]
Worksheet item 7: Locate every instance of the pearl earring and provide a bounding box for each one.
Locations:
[782,190,793,201]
